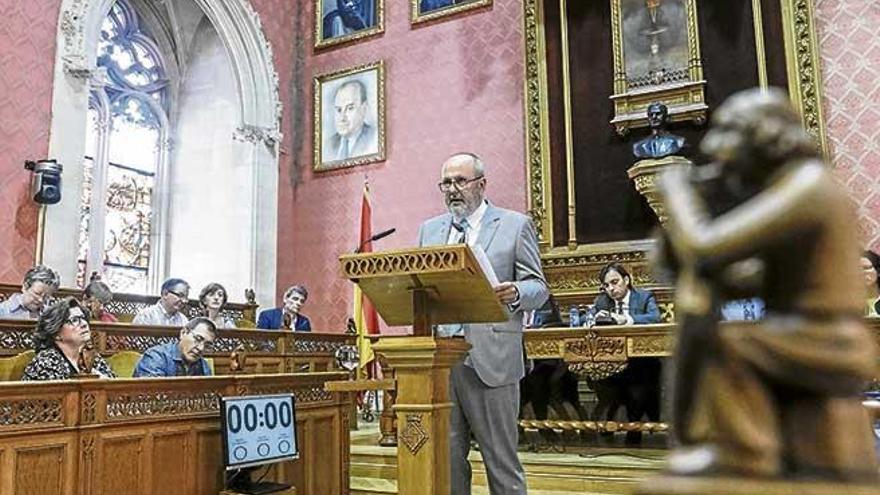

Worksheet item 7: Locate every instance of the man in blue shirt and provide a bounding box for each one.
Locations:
[134,317,217,377]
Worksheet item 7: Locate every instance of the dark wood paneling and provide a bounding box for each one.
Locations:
[541,0,794,246]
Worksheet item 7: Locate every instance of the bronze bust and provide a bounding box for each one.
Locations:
[633,102,686,159]
[656,88,878,481]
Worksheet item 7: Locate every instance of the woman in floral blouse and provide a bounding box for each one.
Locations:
[22,298,116,381]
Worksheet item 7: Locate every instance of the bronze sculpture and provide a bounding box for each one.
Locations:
[655,88,878,481]
[633,102,686,159]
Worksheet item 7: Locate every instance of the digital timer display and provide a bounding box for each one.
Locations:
[220,394,298,469]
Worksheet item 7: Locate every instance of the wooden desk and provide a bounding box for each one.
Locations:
[0,373,349,495]
[524,318,880,379]
[0,319,356,375]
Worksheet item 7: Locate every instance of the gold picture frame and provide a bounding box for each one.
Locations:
[315,0,385,49]
[411,0,492,25]
[313,61,386,172]
[609,0,707,136]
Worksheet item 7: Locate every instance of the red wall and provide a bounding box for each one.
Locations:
[274,0,528,331]
[0,0,59,282]
[815,0,880,252]
[2,0,877,332]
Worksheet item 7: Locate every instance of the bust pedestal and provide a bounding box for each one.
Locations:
[627,155,693,225]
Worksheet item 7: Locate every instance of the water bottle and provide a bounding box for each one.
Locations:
[568,305,580,327]
[582,305,596,328]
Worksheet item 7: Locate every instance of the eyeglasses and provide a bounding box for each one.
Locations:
[66,315,89,327]
[167,290,189,300]
[191,333,215,352]
[437,175,484,192]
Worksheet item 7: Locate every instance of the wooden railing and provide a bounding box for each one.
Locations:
[0,319,356,375]
[0,283,260,323]
[0,373,350,495]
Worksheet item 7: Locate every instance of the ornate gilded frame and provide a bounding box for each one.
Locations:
[313,60,387,172]
[608,0,707,136]
[314,0,385,49]
[522,0,829,300]
[411,0,492,25]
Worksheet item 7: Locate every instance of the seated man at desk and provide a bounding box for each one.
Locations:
[0,264,60,319]
[133,317,217,377]
[591,262,660,325]
[589,262,662,444]
[133,278,190,326]
[257,285,312,331]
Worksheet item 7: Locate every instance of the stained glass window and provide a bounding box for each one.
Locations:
[76,0,169,294]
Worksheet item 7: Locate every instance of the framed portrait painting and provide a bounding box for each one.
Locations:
[315,0,384,48]
[411,0,491,25]
[314,61,386,172]
[609,0,707,134]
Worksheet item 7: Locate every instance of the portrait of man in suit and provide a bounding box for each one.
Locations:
[316,62,384,170]
[415,0,490,22]
[418,152,549,494]
[319,0,380,45]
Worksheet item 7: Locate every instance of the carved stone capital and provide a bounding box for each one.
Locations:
[234,124,281,148]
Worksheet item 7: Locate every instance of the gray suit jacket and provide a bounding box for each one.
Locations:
[325,123,378,162]
[418,204,549,387]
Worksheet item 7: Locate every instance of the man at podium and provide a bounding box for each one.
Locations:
[418,152,549,495]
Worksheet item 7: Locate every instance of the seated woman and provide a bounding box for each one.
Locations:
[83,280,118,322]
[22,298,116,380]
[198,283,234,328]
[862,250,880,316]
[257,285,311,331]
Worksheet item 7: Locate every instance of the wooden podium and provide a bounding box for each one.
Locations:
[339,245,506,495]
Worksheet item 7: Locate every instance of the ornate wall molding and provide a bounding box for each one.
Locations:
[234,124,281,149]
[782,0,828,156]
[522,0,830,264]
[522,0,552,246]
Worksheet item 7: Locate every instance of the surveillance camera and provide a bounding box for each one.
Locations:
[24,159,63,205]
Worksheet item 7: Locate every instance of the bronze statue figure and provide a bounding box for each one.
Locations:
[656,88,878,481]
[633,102,686,159]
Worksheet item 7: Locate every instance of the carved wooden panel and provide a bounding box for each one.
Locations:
[105,391,221,421]
[195,428,223,494]
[0,397,64,427]
[13,443,68,495]
[152,431,190,493]
[99,435,145,495]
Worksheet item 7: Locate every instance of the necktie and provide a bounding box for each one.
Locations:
[340,138,350,159]
[616,301,624,315]
[458,219,470,244]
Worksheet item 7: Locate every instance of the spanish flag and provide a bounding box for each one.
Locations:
[353,181,380,379]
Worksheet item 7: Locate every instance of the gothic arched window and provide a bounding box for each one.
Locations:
[78,0,169,293]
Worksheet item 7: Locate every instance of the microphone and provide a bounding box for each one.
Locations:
[355,228,396,253]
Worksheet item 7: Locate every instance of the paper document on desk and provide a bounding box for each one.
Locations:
[469,245,500,287]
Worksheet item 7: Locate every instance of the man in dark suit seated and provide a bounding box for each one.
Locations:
[589,262,662,444]
[257,285,312,332]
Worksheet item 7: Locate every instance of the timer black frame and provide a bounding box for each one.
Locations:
[220,394,300,471]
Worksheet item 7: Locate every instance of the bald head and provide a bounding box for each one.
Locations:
[440,152,487,219]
